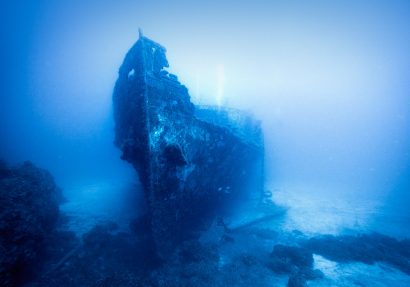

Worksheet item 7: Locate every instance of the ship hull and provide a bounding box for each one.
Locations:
[113,34,264,257]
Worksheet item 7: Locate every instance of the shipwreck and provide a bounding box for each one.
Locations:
[113,30,265,257]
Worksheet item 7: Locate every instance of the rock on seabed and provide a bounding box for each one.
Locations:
[0,160,62,287]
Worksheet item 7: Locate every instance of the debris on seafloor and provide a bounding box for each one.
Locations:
[113,30,265,258]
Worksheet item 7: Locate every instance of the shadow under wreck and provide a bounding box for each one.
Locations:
[113,30,265,258]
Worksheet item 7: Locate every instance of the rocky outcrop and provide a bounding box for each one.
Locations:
[0,161,62,286]
[267,244,323,286]
[113,31,264,258]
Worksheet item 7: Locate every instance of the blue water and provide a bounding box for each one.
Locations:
[1,1,410,286]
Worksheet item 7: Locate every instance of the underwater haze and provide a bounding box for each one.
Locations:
[1,0,410,286]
